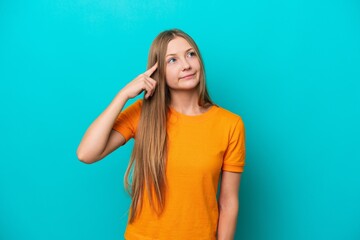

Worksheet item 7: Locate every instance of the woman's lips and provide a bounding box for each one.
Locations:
[180,73,196,79]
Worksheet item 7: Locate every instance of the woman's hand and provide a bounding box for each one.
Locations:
[121,62,158,100]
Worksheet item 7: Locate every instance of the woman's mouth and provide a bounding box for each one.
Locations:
[180,73,196,80]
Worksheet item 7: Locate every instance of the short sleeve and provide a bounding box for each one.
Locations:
[222,117,246,172]
[112,99,142,142]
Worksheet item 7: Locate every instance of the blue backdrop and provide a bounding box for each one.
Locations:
[1,0,359,239]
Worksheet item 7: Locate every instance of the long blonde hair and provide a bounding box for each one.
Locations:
[124,29,213,223]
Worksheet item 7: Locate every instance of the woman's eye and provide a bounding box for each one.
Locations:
[168,58,176,64]
[188,51,196,57]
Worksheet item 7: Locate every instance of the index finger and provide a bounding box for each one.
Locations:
[144,62,158,77]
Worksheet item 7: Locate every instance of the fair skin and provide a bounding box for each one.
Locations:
[217,171,242,240]
[77,36,241,240]
[165,36,209,115]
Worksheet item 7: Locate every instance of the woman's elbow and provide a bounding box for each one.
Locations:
[218,197,239,212]
[76,150,98,164]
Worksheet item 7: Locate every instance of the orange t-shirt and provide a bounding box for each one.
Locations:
[112,99,246,240]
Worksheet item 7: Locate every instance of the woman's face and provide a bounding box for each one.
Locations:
[164,37,201,92]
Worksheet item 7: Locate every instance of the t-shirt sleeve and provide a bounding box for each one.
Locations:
[112,99,142,142]
[222,117,246,172]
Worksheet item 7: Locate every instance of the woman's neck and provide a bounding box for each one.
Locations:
[169,90,208,115]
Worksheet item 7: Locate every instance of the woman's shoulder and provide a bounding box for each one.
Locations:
[119,98,143,117]
[127,98,143,109]
[213,104,244,125]
[213,105,244,128]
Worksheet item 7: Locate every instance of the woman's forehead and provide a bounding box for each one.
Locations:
[166,37,193,55]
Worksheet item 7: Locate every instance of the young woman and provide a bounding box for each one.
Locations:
[77,29,246,240]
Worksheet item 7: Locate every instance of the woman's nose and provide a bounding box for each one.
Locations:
[181,59,191,70]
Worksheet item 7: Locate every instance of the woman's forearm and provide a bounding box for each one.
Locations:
[76,90,129,163]
[217,202,239,240]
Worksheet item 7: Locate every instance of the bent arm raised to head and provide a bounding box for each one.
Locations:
[76,90,129,164]
[76,62,158,164]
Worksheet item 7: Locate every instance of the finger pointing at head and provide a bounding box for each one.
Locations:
[144,62,158,77]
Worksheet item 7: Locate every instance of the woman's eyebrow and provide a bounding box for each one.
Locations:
[166,48,194,57]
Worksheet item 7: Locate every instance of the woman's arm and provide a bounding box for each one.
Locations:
[217,171,242,240]
[76,63,158,164]
[76,90,129,164]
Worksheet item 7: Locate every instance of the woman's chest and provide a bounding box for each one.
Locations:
[166,123,229,176]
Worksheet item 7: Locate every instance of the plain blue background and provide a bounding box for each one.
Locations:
[1,0,359,239]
